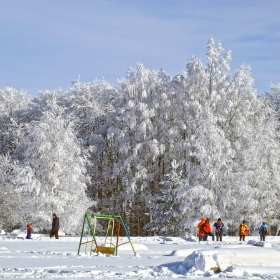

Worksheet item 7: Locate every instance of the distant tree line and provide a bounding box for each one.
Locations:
[1,38,280,236]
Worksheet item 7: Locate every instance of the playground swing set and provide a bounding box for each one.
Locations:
[77,213,137,256]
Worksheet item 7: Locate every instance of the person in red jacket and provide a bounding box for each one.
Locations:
[203,218,214,241]
[239,220,249,241]
[197,217,205,241]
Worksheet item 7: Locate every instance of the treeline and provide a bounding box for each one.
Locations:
[1,38,280,235]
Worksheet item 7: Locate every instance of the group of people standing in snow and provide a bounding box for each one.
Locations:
[25,213,59,240]
[197,218,268,242]
[197,217,225,241]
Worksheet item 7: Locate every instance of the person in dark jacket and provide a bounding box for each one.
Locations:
[213,218,224,241]
[259,222,268,241]
[50,213,59,239]
[26,224,32,239]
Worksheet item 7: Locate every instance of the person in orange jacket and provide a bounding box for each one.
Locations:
[203,218,215,241]
[197,217,205,241]
[239,220,249,241]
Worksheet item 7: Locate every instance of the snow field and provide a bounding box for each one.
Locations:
[0,234,280,279]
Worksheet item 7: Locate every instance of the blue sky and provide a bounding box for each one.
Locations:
[1,0,280,97]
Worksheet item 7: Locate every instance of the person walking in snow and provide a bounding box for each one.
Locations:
[213,218,224,241]
[50,213,59,239]
[197,217,206,241]
[203,218,214,241]
[259,222,268,241]
[26,224,32,239]
[239,220,249,241]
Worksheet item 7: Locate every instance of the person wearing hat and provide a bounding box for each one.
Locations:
[197,217,206,241]
[259,222,268,241]
[50,213,59,239]
[213,218,224,241]
[203,218,215,241]
[239,220,249,241]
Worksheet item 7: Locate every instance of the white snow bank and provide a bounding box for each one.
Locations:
[247,239,272,247]
[161,236,197,243]
[7,229,66,238]
[177,245,280,276]
[170,248,198,256]
[9,229,26,239]
[117,243,148,251]
[255,241,272,247]
[11,229,25,235]
[180,250,231,273]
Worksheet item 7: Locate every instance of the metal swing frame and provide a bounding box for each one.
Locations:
[77,213,137,256]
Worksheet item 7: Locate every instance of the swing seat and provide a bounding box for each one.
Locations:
[97,246,115,255]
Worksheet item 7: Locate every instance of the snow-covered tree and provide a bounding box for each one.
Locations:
[60,78,122,223]
[144,160,189,235]
[265,83,280,117]
[0,87,30,158]
[24,93,93,234]
[145,38,279,235]
[104,64,175,234]
[1,38,279,236]
[0,155,39,231]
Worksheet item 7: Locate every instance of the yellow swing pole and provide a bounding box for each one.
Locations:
[109,218,115,247]
[104,218,114,247]
[84,216,98,255]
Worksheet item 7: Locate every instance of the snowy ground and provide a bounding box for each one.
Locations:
[1,231,280,279]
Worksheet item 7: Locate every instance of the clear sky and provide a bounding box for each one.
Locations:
[1,0,280,97]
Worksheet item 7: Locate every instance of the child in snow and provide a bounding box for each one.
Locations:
[26,224,32,239]
[259,222,268,241]
[239,220,249,241]
[213,218,224,241]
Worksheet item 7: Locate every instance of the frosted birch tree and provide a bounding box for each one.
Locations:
[106,64,175,234]
[24,93,92,233]
[145,38,279,234]
[144,159,189,235]
[266,83,280,120]
[62,78,121,219]
[0,155,39,230]
[0,87,30,158]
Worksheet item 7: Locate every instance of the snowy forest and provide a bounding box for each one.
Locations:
[1,38,280,236]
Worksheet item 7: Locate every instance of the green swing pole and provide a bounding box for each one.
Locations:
[78,213,99,255]
[77,213,87,255]
[120,216,137,255]
[86,214,99,254]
